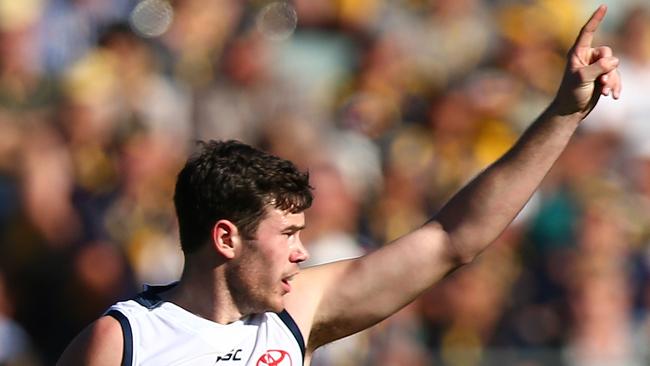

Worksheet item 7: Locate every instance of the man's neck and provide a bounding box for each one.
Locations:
[159,262,246,325]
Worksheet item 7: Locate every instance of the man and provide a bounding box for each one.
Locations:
[58,5,621,365]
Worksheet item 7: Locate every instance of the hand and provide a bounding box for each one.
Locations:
[552,5,622,118]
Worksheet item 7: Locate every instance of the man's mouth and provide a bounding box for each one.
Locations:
[281,273,297,292]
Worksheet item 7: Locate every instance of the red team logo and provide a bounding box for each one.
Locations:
[256,350,292,366]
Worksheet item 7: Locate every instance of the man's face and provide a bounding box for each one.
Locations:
[226,207,308,314]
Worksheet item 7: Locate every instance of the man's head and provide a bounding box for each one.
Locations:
[173,140,313,255]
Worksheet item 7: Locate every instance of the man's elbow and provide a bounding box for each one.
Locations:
[431,225,480,267]
[421,221,471,266]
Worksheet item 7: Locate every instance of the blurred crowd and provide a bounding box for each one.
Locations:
[0,0,649,365]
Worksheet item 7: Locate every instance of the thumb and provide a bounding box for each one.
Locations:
[578,56,619,83]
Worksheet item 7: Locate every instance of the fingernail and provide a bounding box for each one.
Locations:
[602,74,609,82]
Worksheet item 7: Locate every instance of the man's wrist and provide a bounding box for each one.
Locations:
[540,101,585,133]
[547,98,588,123]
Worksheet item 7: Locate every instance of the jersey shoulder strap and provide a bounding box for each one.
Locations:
[105,309,134,366]
[277,309,305,360]
[103,282,178,365]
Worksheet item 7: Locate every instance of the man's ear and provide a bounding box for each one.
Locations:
[211,220,241,259]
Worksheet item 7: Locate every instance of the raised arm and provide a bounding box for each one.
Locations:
[285,5,621,352]
[434,5,620,263]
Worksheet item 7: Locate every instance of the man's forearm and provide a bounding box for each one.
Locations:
[432,105,582,264]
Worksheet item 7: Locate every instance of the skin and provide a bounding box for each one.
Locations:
[223,210,308,317]
[58,5,622,365]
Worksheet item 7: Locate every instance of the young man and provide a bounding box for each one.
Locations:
[58,5,621,365]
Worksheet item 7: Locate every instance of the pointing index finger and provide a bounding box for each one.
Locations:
[574,5,607,49]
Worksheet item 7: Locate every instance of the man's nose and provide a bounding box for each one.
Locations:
[290,240,309,263]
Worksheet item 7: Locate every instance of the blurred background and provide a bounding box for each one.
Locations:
[0,0,649,364]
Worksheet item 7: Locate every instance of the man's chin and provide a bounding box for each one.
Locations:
[247,297,284,315]
[268,299,285,313]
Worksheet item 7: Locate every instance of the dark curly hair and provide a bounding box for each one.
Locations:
[173,140,313,254]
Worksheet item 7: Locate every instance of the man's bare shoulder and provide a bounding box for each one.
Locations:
[283,260,355,347]
[57,315,124,366]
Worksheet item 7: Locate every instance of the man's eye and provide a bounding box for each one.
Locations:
[284,231,300,238]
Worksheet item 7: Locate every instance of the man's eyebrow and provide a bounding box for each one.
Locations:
[282,225,306,233]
